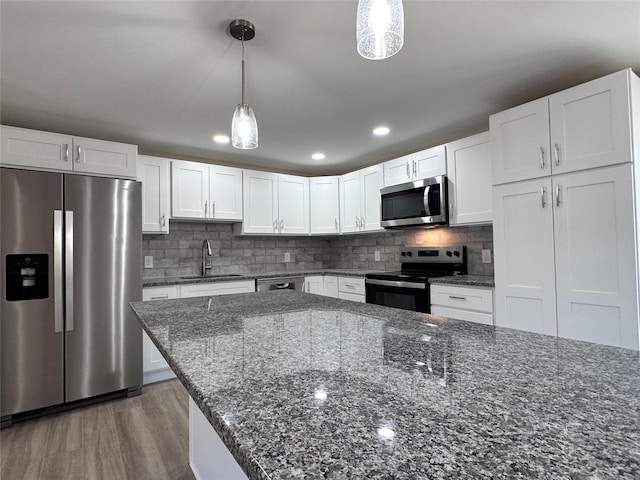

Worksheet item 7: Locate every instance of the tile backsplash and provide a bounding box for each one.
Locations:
[142,221,493,279]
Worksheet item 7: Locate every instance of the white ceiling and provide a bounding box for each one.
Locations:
[2,1,639,175]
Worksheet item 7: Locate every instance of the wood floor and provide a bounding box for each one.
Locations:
[0,379,195,480]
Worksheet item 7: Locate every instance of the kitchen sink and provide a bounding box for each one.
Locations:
[179,274,243,280]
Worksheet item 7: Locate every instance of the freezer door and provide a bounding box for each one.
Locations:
[64,175,142,402]
[1,168,64,416]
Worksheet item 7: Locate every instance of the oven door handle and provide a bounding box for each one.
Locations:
[423,185,432,216]
[365,279,427,290]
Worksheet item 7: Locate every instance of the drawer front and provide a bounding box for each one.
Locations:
[338,277,365,296]
[338,291,366,303]
[430,306,494,326]
[179,280,255,298]
[142,285,179,301]
[430,284,493,313]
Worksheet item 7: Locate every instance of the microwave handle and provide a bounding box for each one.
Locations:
[422,185,432,216]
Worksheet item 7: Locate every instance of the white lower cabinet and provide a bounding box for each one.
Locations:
[493,164,639,350]
[324,276,339,298]
[142,286,179,384]
[337,277,366,303]
[430,284,494,325]
[304,276,325,295]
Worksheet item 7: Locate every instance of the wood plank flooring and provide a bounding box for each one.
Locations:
[0,379,195,480]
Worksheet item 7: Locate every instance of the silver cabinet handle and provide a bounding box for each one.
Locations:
[448,295,467,300]
[149,294,169,300]
[65,211,74,332]
[273,218,278,232]
[360,216,365,230]
[345,284,356,289]
[355,216,360,229]
[161,214,166,227]
[54,210,64,333]
[280,218,284,232]
[556,184,561,207]
[204,201,208,217]
[406,163,410,177]
[413,160,417,176]
[539,147,545,169]
[554,143,560,166]
[211,201,215,219]
[540,186,546,208]
[76,145,81,163]
[335,218,338,232]
[64,144,69,162]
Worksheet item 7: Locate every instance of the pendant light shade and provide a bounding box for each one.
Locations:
[229,19,258,149]
[356,0,404,60]
[232,104,258,149]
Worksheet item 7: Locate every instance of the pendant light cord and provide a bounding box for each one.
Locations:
[241,29,246,105]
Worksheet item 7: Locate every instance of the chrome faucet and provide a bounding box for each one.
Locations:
[201,239,212,276]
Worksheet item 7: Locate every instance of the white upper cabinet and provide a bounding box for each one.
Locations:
[340,165,383,233]
[446,132,492,225]
[240,170,309,235]
[171,160,243,221]
[490,98,551,184]
[138,155,170,234]
[383,145,446,187]
[1,125,137,179]
[310,176,340,234]
[209,164,243,221]
[549,70,632,174]
[491,69,634,185]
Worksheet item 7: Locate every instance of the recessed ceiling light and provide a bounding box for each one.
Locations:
[373,126,390,136]
[213,134,230,144]
[312,152,325,160]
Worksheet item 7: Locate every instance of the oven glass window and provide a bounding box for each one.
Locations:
[366,284,429,313]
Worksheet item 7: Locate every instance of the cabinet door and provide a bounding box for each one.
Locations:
[360,165,383,231]
[138,155,170,233]
[490,98,551,184]
[142,286,178,379]
[339,171,361,233]
[412,144,446,180]
[553,165,638,349]
[447,132,492,225]
[171,160,209,219]
[210,164,243,221]
[278,174,310,234]
[324,276,339,298]
[493,178,557,336]
[242,170,279,234]
[1,126,73,171]
[383,154,412,187]
[304,276,325,295]
[549,69,632,175]
[310,176,340,234]
[73,136,137,179]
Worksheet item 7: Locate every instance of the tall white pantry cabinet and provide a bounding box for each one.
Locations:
[491,68,640,350]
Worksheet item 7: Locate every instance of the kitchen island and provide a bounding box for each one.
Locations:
[130,290,640,479]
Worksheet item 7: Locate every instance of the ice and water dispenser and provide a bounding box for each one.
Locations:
[5,254,49,301]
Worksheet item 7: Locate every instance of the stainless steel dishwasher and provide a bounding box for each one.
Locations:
[256,276,304,292]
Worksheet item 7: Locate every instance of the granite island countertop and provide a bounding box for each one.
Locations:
[143,269,380,287]
[428,274,495,288]
[130,290,639,479]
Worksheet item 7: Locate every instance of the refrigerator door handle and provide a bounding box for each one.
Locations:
[54,210,64,333]
[65,211,74,332]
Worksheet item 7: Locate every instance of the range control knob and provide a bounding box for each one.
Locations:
[446,251,452,257]
[400,252,406,257]
[407,251,412,257]
[453,250,460,257]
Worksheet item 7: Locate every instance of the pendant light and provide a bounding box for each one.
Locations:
[230,19,258,149]
[356,0,404,60]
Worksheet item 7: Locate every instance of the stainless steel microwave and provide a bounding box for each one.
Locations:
[380,176,448,228]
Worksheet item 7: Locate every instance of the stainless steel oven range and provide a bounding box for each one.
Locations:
[365,246,466,313]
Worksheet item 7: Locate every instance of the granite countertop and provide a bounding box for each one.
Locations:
[130,290,639,479]
[429,274,495,288]
[143,269,381,287]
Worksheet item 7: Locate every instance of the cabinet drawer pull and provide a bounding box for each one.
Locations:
[150,294,169,300]
[64,143,69,162]
[555,184,561,207]
[554,143,560,165]
[406,163,410,177]
[539,146,545,168]
[76,145,81,163]
[345,284,356,289]
[448,295,467,300]
[540,186,546,208]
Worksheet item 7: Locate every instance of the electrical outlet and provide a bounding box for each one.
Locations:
[284,252,291,262]
[482,249,492,264]
[374,250,381,261]
[144,256,153,268]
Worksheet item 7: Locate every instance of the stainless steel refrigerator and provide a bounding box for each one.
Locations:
[1,168,142,424]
